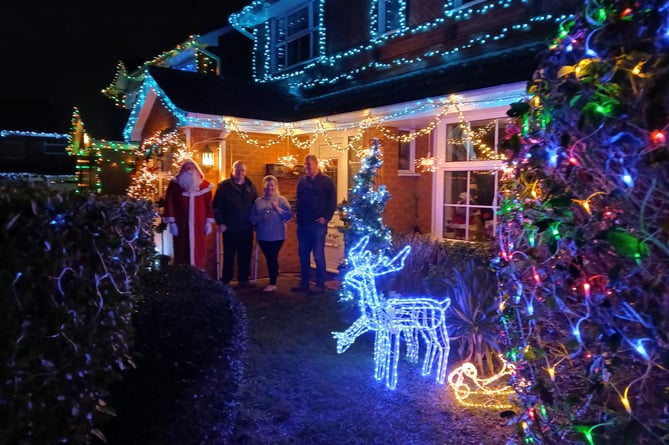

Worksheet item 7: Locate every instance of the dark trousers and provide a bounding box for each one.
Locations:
[258,239,284,285]
[297,222,327,287]
[222,229,253,283]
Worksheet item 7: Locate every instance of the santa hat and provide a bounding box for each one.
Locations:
[178,159,205,178]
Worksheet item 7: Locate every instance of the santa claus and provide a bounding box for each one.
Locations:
[164,159,215,269]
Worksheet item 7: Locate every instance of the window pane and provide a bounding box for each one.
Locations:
[286,34,312,66]
[275,17,287,43]
[287,8,309,35]
[398,130,412,171]
[446,123,472,161]
[471,119,496,160]
[442,169,497,242]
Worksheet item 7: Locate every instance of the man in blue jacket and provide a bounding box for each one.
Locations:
[213,160,258,288]
[291,154,336,295]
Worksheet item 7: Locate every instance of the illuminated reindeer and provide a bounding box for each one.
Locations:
[332,236,451,390]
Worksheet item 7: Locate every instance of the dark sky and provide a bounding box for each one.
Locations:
[0,0,250,139]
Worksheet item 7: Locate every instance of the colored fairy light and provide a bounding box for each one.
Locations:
[332,236,451,390]
[532,266,541,284]
[546,366,555,382]
[621,168,634,187]
[651,129,666,145]
[583,282,591,299]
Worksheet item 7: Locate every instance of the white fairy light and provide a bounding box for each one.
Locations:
[332,235,451,390]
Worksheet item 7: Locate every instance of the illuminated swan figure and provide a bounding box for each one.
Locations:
[332,236,451,390]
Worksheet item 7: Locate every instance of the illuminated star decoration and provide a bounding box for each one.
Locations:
[332,236,451,390]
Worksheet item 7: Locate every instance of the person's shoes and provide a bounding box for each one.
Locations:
[263,285,277,293]
[309,286,324,295]
[291,284,309,292]
[236,281,255,289]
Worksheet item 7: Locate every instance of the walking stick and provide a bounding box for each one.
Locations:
[253,236,259,285]
[216,230,222,281]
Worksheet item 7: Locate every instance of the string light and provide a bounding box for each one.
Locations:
[447,355,523,409]
[332,235,451,390]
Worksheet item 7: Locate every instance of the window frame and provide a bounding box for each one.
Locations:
[432,110,509,242]
[397,128,417,175]
[270,1,319,73]
[371,0,406,38]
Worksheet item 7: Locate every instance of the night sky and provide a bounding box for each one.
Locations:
[0,0,250,139]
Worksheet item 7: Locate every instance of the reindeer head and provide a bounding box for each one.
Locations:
[342,236,412,303]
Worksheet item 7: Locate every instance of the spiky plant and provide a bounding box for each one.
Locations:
[445,260,502,375]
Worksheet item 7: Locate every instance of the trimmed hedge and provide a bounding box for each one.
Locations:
[0,179,155,444]
[104,265,247,445]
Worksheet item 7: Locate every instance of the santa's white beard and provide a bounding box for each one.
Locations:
[177,171,202,192]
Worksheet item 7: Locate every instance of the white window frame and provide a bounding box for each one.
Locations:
[431,106,509,242]
[371,0,406,38]
[398,128,417,175]
[271,1,319,73]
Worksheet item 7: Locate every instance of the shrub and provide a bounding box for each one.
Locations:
[0,179,155,444]
[389,232,501,374]
[104,265,247,445]
[443,260,503,374]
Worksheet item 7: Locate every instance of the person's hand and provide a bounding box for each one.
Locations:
[169,223,178,237]
[272,201,281,212]
[205,222,213,236]
[315,217,326,224]
[218,224,227,233]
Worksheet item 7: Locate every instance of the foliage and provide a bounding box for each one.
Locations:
[444,260,502,375]
[104,265,247,444]
[341,138,392,257]
[0,178,155,444]
[389,232,493,296]
[495,1,669,444]
[388,232,501,374]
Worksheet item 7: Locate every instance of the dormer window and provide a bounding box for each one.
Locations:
[371,0,406,38]
[271,1,319,73]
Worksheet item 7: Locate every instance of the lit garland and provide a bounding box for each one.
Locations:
[230,0,570,89]
[332,235,452,390]
[127,130,192,201]
[495,1,669,443]
[341,138,393,256]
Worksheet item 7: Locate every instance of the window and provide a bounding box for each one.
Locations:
[440,117,507,242]
[398,129,415,174]
[271,1,319,73]
[372,0,406,37]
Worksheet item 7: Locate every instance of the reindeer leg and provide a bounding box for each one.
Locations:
[387,329,402,390]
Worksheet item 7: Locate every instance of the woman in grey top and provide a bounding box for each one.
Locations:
[249,175,293,292]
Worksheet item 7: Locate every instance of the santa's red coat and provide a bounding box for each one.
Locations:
[164,179,215,269]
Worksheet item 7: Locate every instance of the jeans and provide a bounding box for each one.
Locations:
[222,229,253,283]
[258,239,284,285]
[297,222,327,287]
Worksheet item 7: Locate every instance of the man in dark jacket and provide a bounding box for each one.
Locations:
[291,154,336,295]
[213,160,258,287]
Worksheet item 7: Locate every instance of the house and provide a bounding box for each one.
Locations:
[0,103,137,195]
[109,0,581,279]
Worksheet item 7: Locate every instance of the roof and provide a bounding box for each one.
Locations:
[148,66,299,122]
[147,41,545,123]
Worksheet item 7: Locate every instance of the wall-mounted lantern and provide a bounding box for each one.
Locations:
[201,145,215,172]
